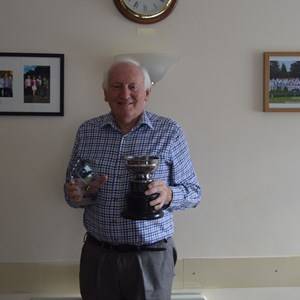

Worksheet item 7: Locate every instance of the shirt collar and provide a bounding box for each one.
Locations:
[100,111,154,130]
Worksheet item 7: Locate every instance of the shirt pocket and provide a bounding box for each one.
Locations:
[152,155,172,182]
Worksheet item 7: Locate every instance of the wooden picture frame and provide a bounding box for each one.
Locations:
[264,52,300,112]
[0,52,64,116]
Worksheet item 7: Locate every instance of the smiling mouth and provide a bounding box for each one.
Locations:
[118,102,133,107]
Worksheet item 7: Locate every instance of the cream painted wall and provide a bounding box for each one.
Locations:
[1,0,300,262]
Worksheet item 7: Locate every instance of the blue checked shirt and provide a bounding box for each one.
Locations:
[65,111,201,246]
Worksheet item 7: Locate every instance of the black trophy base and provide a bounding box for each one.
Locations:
[122,191,164,220]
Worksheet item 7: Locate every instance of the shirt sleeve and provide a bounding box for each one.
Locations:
[167,125,201,211]
[63,127,82,208]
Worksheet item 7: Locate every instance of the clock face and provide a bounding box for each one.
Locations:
[124,0,171,16]
[114,0,177,24]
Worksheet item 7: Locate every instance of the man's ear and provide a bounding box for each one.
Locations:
[103,88,108,102]
[145,88,151,102]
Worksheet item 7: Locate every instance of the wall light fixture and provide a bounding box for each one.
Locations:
[115,53,179,85]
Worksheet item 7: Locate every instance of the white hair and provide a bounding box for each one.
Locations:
[102,57,152,90]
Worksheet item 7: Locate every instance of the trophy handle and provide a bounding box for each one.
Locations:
[147,192,159,201]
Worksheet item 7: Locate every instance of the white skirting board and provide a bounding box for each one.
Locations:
[0,293,207,300]
[30,293,207,300]
[171,292,207,299]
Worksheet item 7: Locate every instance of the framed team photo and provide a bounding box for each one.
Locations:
[264,52,300,112]
[0,52,64,116]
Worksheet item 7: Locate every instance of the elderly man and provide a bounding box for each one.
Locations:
[64,58,201,300]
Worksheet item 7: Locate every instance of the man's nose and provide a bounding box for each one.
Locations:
[120,86,131,98]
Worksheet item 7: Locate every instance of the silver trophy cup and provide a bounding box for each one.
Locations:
[122,155,164,220]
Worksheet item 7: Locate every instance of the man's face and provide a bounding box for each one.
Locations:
[104,62,150,124]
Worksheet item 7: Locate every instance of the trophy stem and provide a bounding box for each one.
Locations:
[122,191,163,220]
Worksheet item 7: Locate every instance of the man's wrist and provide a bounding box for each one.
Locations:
[162,187,173,210]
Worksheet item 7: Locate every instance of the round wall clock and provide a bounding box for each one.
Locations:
[113,0,178,24]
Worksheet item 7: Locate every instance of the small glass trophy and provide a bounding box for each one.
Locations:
[70,158,98,207]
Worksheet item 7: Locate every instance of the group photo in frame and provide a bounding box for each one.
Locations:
[0,52,64,116]
[264,52,300,112]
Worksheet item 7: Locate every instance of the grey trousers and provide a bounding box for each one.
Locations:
[79,237,177,300]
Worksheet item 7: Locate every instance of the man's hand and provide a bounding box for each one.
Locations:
[145,180,173,210]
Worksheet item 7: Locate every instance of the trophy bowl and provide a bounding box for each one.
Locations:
[122,155,164,220]
[125,155,159,178]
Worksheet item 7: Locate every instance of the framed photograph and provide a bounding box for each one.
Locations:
[264,52,300,112]
[0,52,64,116]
